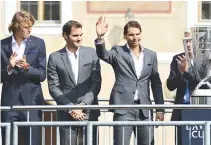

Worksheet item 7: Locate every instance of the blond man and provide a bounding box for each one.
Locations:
[1,11,46,145]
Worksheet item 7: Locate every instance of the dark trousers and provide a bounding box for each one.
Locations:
[59,125,98,145]
[1,96,41,145]
[58,111,99,145]
[113,109,154,145]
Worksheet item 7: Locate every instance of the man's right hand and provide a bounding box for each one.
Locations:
[176,54,189,73]
[96,16,108,37]
[8,52,17,70]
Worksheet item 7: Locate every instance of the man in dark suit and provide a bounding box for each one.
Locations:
[94,16,164,145]
[47,20,101,145]
[167,31,199,144]
[1,11,46,145]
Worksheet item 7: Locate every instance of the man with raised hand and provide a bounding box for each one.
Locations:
[95,16,164,145]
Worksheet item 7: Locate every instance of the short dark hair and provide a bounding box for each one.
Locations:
[123,21,142,35]
[62,20,82,36]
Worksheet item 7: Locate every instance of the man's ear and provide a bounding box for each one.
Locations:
[63,33,68,40]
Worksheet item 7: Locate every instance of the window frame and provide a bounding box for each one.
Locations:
[43,1,61,22]
[19,1,39,20]
[4,0,72,35]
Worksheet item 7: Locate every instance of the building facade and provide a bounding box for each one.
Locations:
[0,1,211,144]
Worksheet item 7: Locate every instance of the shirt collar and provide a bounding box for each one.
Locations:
[126,43,144,53]
[66,47,79,56]
[12,35,27,45]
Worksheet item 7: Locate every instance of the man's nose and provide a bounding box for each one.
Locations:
[28,28,32,33]
[77,36,82,40]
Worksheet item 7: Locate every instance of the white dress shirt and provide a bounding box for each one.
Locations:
[12,36,27,60]
[66,47,79,84]
[126,44,144,101]
[7,36,27,75]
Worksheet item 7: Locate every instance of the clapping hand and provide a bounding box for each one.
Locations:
[176,55,189,73]
[9,52,18,68]
[15,55,30,70]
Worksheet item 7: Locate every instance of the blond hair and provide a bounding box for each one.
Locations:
[8,11,35,33]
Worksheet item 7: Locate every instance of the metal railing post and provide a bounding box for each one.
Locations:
[204,121,210,145]
[5,123,11,145]
[1,123,11,145]
[87,122,93,145]
[56,126,60,145]
[13,122,18,145]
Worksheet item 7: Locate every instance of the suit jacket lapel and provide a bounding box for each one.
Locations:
[139,48,150,79]
[77,47,85,84]
[123,45,137,79]
[61,48,77,85]
[24,37,32,56]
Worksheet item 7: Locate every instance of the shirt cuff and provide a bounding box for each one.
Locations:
[95,38,104,45]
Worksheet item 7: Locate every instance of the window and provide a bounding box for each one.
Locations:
[20,1,38,20]
[44,1,60,21]
[201,1,211,19]
[19,1,61,23]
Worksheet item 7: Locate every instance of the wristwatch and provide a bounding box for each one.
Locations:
[97,35,104,41]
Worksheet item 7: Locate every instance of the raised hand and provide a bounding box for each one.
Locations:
[96,16,108,37]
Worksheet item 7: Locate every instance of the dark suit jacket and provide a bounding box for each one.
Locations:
[1,36,46,107]
[95,42,164,117]
[167,53,199,121]
[47,47,101,120]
